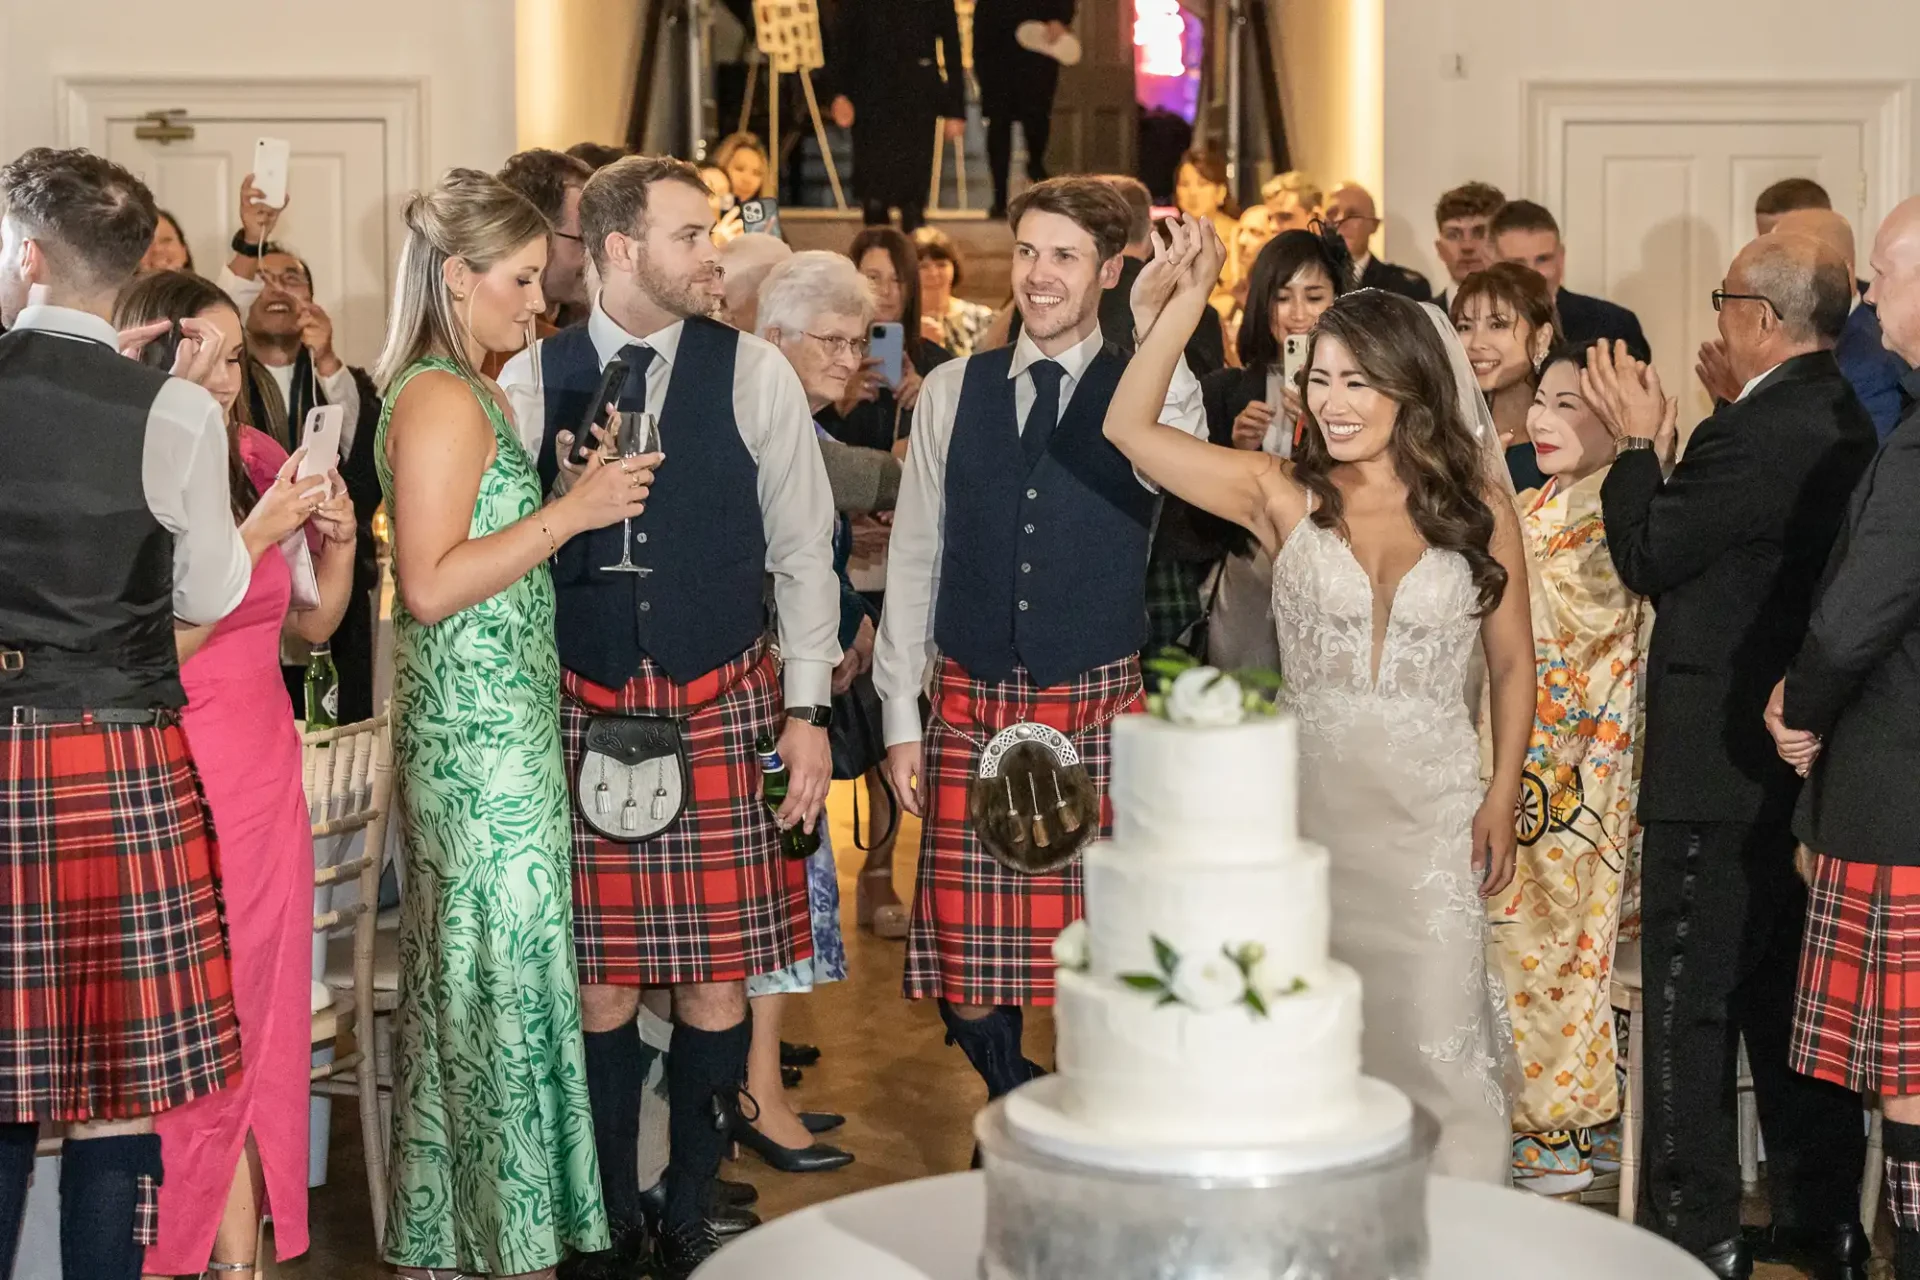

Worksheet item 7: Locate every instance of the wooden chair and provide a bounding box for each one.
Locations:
[304,712,393,1250]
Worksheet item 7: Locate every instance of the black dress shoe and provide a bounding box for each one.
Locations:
[780,1040,822,1068]
[1743,1221,1870,1280]
[639,1179,761,1236]
[1698,1237,1753,1280]
[800,1111,845,1134]
[556,1217,652,1279]
[715,1175,759,1207]
[781,1064,803,1088]
[654,1220,723,1280]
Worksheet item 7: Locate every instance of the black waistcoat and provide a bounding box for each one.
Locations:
[0,330,185,709]
[933,344,1157,688]
[538,318,768,686]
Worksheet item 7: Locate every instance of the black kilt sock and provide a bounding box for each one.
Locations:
[663,1019,750,1230]
[0,1123,36,1277]
[1885,1117,1920,1280]
[584,1018,646,1231]
[59,1133,162,1280]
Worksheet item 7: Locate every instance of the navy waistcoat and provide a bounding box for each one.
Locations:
[933,344,1156,688]
[538,318,767,686]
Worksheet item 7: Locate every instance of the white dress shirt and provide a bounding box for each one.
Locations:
[11,306,250,625]
[218,266,361,452]
[497,304,842,707]
[874,325,1207,746]
[1738,362,1785,403]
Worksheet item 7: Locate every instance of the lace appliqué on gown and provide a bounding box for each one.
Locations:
[1272,519,1514,1180]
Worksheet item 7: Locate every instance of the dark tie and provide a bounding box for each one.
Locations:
[615,343,657,414]
[1021,359,1066,469]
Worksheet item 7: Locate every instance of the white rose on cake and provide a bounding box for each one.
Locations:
[1170,951,1246,1011]
[1052,919,1090,971]
[1166,667,1245,727]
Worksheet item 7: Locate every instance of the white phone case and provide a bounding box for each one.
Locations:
[253,137,291,209]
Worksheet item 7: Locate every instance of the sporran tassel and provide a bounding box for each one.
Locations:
[1027,773,1050,848]
[1051,771,1081,834]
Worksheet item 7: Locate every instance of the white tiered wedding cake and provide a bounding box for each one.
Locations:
[1003,706,1414,1175]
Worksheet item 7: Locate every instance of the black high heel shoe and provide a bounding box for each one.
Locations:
[780,1040,822,1068]
[727,1090,854,1173]
[799,1111,845,1134]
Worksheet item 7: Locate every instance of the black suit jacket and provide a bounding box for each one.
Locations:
[1785,371,1920,864]
[971,0,1075,117]
[1603,351,1877,825]
[1358,257,1432,302]
[1556,288,1650,362]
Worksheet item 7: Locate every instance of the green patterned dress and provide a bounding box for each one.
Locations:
[376,356,608,1272]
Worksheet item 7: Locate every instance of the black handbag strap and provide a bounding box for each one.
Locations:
[851,770,900,852]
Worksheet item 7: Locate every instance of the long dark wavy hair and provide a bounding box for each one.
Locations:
[1292,289,1508,617]
[114,269,261,521]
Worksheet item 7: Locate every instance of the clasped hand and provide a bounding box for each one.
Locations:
[1764,678,1821,777]
[1129,212,1227,345]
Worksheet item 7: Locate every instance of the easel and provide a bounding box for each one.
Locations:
[742,0,846,209]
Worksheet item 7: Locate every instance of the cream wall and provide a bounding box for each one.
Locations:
[1379,0,1920,285]
[0,0,516,172]
[1275,0,1383,234]
[517,0,645,151]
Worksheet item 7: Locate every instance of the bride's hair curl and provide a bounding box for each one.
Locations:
[1291,288,1509,617]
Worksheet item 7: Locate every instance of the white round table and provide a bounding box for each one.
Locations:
[691,1171,1714,1280]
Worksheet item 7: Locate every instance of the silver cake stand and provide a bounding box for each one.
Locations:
[977,1096,1441,1280]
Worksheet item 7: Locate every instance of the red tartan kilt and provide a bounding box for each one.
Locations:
[1790,853,1920,1095]
[902,656,1143,1007]
[0,721,241,1122]
[562,643,811,987]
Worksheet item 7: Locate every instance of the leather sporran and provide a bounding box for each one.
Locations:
[967,723,1099,875]
[574,714,690,842]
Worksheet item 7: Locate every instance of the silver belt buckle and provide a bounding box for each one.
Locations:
[0,649,23,675]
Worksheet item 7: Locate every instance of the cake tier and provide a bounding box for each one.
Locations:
[1052,962,1372,1147]
[1081,839,1330,987]
[1108,713,1298,856]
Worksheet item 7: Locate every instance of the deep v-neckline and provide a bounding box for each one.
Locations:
[1290,518,1438,688]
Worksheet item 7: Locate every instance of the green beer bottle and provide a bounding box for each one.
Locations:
[755,732,820,860]
[305,644,339,730]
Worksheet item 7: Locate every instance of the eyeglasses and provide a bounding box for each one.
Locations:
[805,332,870,358]
[1711,289,1782,320]
[258,268,311,293]
[553,230,585,244]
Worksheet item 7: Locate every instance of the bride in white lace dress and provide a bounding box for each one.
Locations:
[1106,216,1536,1181]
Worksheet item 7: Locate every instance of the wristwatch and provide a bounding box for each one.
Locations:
[230,229,264,255]
[786,705,833,728]
[1616,436,1657,454]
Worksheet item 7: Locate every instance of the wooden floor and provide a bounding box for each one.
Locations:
[266,780,1831,1277]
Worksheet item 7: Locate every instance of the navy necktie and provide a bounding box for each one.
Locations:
[615,343,656,414]
[1021,359,1066,469]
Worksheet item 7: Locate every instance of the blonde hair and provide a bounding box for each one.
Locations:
[374,168,549,392]
[1261,169,1323,211]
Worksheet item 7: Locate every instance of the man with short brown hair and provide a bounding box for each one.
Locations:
[876,177,1204,1135]
[499,146,596,320]
[1433,180,1506,308]
[0,146,251,1280]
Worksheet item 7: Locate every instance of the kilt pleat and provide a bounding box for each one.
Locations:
[562,644,811,987]
[902,656,1143,1007]
[0,721,241,1122]
[1789,853,1920,1096]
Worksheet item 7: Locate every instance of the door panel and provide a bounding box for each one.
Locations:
[105,118,390,368]
[1048,0,1137,176]
[1559,120,1863,429]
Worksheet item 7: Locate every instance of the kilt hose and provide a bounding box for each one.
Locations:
[1791,853,1920,1097]
[0,719,241,1123]
[562,642,811,987]
[902,656,1143,1008]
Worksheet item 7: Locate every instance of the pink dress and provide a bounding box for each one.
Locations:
[146,428,312,1271]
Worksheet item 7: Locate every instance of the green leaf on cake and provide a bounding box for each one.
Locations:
[1150,934,1179,976]
[1244,986,1269,1018]
[1120,973,1168,995]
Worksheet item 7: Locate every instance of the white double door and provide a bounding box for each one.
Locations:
[102,115,392,369]
[1556,118,1867,429]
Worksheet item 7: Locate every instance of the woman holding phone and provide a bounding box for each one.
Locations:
[115,270,356,1279]
[819,227,953,453]
[1192,227,1352,668]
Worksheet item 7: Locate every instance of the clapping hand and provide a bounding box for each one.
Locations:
[1581,340,1678,461]
[1765,678,1822,777]
[1695,338,1741,405]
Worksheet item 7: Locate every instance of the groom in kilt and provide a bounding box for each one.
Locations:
[500,155,840,1278]
[0,149,252,1278]
[876,177,1203,1124]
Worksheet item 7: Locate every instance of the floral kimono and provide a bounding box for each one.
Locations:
[1490,469,1650,1140]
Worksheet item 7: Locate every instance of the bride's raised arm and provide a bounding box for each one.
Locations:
[1102,215,1302,556]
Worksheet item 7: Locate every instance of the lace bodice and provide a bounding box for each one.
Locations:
[1271,518,1482,765]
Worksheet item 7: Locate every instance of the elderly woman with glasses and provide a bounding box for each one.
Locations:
[717,251,906,1175]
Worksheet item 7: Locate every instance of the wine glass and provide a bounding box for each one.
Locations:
[601,409,658,576]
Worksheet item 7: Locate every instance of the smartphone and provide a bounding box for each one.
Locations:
[298,405,344,495]
[253,137,292,210]
[1282,333,1309,386]
[739,197,781,237]
[869,322,905,389]
[569,356,631,466]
